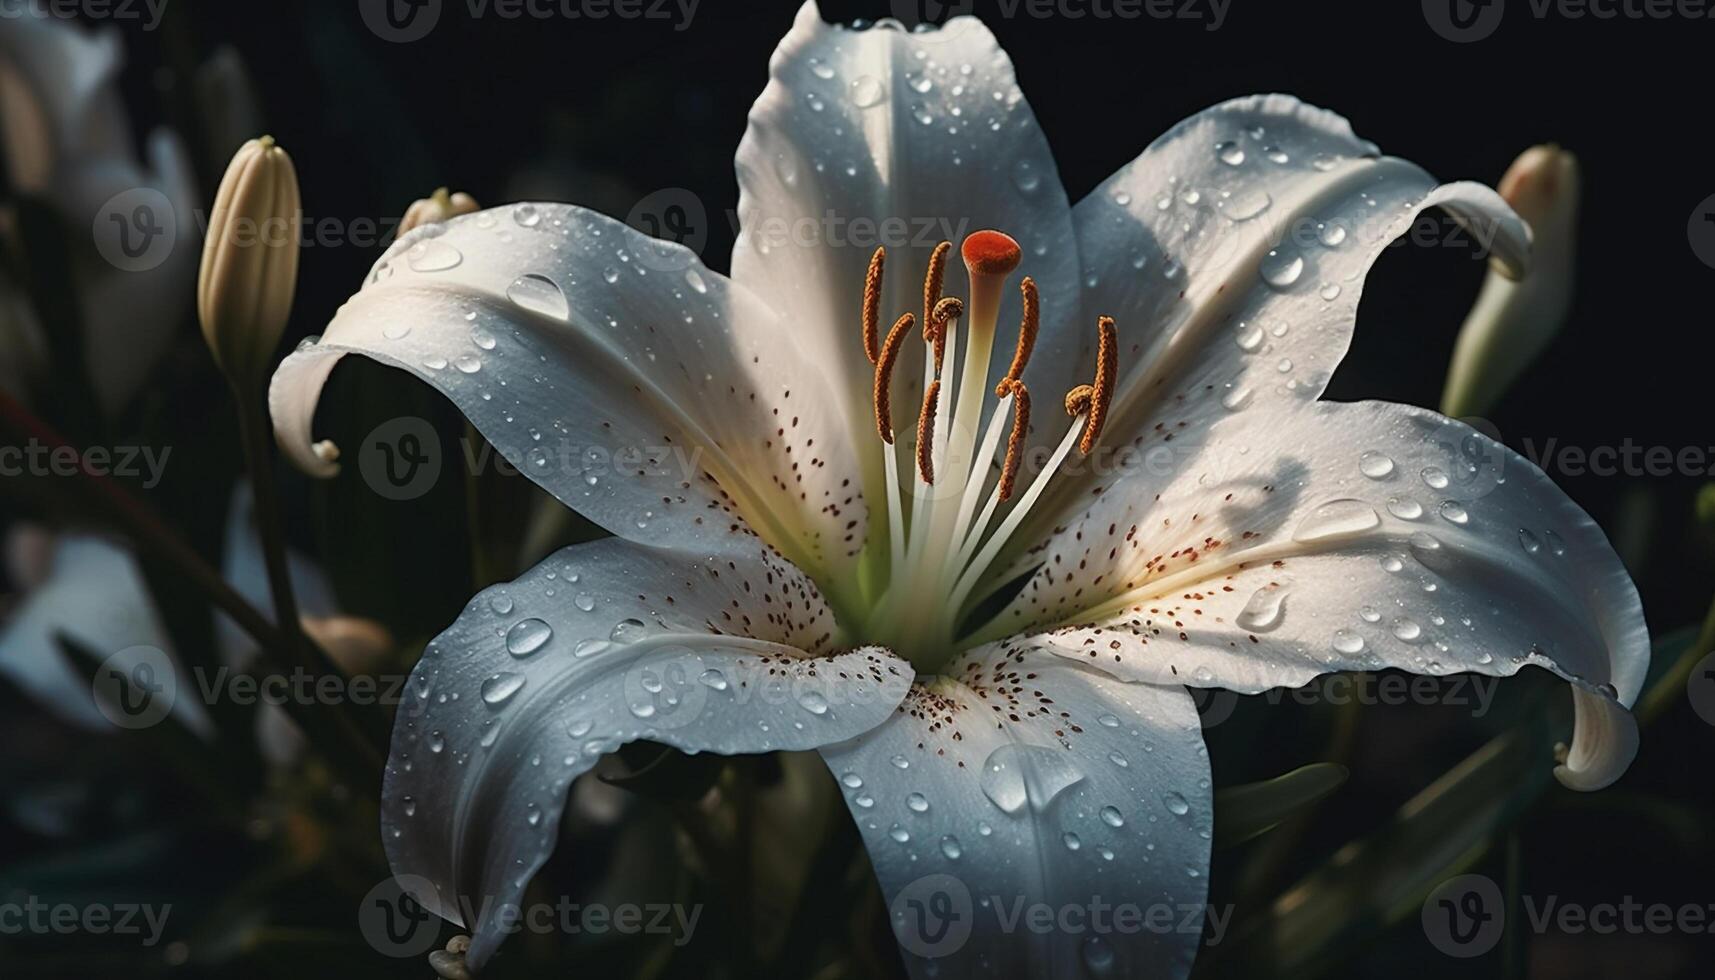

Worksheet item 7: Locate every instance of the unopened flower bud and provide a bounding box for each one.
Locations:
[1441,145,1579,419]
[399,187,479,235]
[198,136,301,390]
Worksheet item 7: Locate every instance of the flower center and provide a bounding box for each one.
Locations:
[860,230,1118,670]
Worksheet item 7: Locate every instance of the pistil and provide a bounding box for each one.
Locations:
[862,231,1118,667]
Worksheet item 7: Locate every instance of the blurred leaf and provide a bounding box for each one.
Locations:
[1214,763,1349,849]
[1206,626,1697,979]
[54,632,249,822]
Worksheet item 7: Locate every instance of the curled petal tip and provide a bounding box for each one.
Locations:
[1553,686,1639,792]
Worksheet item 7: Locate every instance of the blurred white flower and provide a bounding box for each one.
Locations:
[0,10,198,413]
[0,486,388,764]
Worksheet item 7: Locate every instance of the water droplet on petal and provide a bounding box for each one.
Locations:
[1260,249,1304,289]
[1162,792,1191,816]
[610,618,648,642]
[1519,528,1542,553]
[940,835,963,860]
[507,274,570,321]
[1439,500,1470,525]
[849,74,885,107]
[481,672,526,706]
[407,240,463,272]
[1292,498,1380,543]
[906,792,930,813]
[1099,805,1125,828]
[1387,496,1424,520]
[1236,586,1289,632]
[505,618,553,657]
[978,744,1084,815]
[1215,140,1246,165]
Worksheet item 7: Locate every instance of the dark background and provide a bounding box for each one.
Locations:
[8,0,1713,977]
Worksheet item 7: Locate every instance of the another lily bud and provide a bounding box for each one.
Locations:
[198,136,301,390]
[399,187,479,235]
[1441,145,1579,419]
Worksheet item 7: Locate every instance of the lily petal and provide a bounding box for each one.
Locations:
[992,95,1528,579]
[382,537,913,970]
[821,642,1210,980]
[270,204,869,588]
[732,2,1083,472]
[999,399,1646,789]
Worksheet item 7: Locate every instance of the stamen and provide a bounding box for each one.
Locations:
[927,296,964,376]
[1064,384,1093,417]
[997,379,1031,502]
[916,379,941,484]
[872,312,916,443]
[862,246,885,364]
[922,240,951,336]
[1081,316,1118,455]
[996,276,1039,395]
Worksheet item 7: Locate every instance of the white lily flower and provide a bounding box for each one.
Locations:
[269,5,1647,975]
[0,10,197,414]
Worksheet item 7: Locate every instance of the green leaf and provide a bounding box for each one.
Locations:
[1214,763,1350,849]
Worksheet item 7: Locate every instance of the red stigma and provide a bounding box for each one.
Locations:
[960,230,1022,277]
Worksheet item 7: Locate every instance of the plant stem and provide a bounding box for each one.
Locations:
[235,385,304,648]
